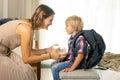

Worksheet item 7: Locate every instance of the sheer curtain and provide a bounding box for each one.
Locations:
[39,0,120,53]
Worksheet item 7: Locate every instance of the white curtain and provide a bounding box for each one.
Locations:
[38,0,120,53]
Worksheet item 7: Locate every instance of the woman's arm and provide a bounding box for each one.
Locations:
[31,47,51,55]
[16,23,59,63]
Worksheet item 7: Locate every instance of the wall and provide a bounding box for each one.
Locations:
[0,0,3,18]
[0,0,39,18]
[38,0,120,53]
[1,0,120,53]
[8,0,25,18]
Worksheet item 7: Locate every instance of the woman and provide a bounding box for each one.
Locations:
[0,4,60,80]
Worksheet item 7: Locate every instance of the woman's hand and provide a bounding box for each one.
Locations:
[46,46,52,53]
[46,44,59,53]
[50,49,60,60]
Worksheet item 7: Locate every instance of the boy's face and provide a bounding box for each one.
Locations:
[65,23,75,35]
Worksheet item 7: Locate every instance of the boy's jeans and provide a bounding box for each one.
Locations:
[51,61,72,80]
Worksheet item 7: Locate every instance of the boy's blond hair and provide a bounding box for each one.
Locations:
[65,15,84,32]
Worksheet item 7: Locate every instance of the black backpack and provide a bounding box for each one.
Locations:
[72,29,106,69]
[0,18,18,25]
[0,18,13,25]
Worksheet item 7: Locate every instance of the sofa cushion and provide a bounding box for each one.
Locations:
[59,69,100,80]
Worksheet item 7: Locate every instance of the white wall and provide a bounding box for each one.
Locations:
[1,0,120,53]
[0,0,39,19]
[38,0,120,53]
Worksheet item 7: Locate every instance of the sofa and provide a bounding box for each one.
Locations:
[59,69,100,80]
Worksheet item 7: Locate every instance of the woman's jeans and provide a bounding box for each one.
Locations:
[51,61,72,80]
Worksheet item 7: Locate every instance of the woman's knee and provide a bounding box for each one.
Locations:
[0,56,19,69]
[0,56,11,65]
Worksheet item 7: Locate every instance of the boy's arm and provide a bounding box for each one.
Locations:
[63,52,83,72]
[70,53,83,70]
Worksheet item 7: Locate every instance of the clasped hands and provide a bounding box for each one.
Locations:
[50,49,67,61]
[47,44,74,72]
[47,44,67,60]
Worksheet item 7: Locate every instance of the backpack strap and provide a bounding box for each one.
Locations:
[71,30,90,69]
[71,30,83,56]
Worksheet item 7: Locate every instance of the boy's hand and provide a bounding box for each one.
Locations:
[58,53,67,61]
[62,67,74,72]
[58,54,66,62]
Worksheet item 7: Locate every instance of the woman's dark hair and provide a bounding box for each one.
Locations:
[31,4,55,29]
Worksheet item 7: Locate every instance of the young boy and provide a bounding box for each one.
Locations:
[51,15,88,80]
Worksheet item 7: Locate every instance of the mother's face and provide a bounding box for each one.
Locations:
[43,15,54,30]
